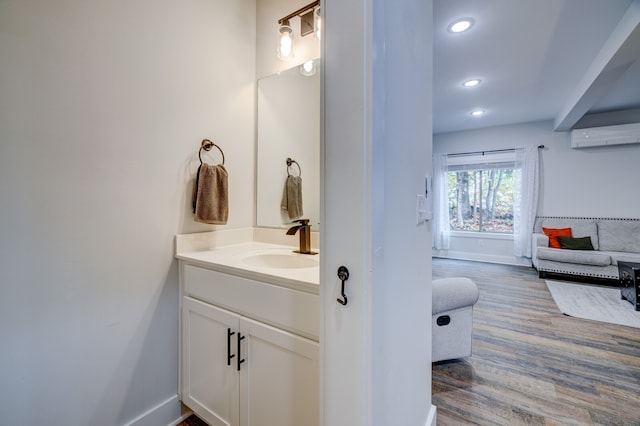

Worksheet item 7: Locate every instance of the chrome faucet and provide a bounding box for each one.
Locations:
[286,219,317,255]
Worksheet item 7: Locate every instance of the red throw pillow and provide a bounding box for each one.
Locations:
[542,227,572,249]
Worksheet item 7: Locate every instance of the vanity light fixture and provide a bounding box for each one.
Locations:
[278,22,294,60]
[448,18,474,33]
[470,109,486,117]
[462,79,481,87]
[277,0,320,60]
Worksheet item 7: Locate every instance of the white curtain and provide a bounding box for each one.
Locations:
[513,146,539,258]
[432,153,450,250]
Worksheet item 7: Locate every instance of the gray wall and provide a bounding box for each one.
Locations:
[0,1,255,424]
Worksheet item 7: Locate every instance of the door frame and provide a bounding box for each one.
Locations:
[320,0,436,425]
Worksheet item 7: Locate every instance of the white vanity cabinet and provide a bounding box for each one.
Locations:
[182,297,240,426]
[179,262,319,426]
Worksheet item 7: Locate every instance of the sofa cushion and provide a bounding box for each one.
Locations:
[542,227,572,248]
[536,246,611,266]
[598,221,640,253]
[541,219,599,250]
[558,236,594,250]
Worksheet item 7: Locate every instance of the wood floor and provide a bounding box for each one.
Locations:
[432,258,640,426]
[177,414,208,426]
[179,258,640,426]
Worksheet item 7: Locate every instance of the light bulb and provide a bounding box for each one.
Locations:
[300,60,316,76]
[303,61,313,73]
[448,18,474,33]
[314,7,321,40]
[280,35,292,55]
[463,79,481,87]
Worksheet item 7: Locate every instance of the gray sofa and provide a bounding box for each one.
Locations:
[532,216,640,280]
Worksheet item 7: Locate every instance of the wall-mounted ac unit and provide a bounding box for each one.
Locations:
[571,122,640,148]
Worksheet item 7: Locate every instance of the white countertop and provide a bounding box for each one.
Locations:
[175,229,320,294]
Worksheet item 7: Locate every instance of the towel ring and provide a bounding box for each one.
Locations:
[286,157,301,177]
[199,139,225,165]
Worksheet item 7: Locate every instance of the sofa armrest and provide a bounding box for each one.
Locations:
[533,232,548,247]
[531,233,548,268]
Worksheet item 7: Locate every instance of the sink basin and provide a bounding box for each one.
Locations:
[241,253,319,269]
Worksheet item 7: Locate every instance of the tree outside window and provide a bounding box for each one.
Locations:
[447,166,519,233]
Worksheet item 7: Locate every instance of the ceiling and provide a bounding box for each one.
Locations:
[433,0,640,134]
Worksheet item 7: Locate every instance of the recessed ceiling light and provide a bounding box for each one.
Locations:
[448,18,474,33]
[470,109,485,117]
[462,79,481,87]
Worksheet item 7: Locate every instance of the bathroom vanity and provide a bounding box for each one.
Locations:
[176,229,320,426]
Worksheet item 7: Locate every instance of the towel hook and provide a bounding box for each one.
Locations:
[337,266,349,306]
[286,157,301,177]
[199,139,225,165]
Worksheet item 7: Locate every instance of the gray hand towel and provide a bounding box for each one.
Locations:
[192,163,229,224]
[281,175,303,219]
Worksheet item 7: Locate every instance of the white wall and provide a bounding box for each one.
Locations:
[434,120,640,264]
[371,1,434,423]
[0,1,255,425]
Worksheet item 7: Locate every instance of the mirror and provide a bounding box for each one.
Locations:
[256,60,320,230]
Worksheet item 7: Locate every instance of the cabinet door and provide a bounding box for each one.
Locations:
[239,317,319,426]
[182,297,240,426]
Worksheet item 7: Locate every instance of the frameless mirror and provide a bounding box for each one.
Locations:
[256,60,320,231]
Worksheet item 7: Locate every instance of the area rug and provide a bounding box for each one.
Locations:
[546,280,640,329]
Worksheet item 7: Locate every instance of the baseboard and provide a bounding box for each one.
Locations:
[170,412,193,426]
[123,394,191,426]
[434,251,532,267]
[425,404,437,426]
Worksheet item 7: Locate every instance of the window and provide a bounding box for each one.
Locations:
[446,153,518,234]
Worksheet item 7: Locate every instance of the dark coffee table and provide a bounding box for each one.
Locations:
[618,261,640,311]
